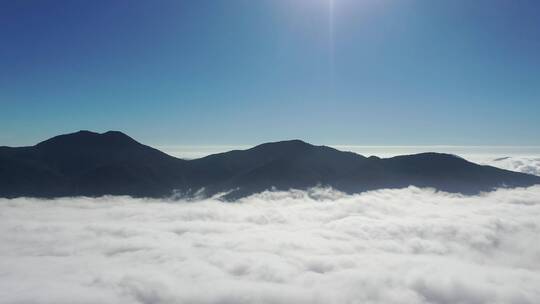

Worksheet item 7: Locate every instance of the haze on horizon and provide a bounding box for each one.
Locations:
[1,0,539,147]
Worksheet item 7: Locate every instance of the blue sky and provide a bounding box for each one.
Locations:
[1,0,539,146]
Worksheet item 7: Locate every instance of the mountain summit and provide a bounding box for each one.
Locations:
[1,131,539,199]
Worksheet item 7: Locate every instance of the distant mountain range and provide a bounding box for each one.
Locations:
[1,131,539,199]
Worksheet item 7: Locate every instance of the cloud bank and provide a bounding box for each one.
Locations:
[1,186,540,304]
[481,156,540,176]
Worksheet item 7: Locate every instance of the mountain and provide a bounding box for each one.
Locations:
[1,131,539,199]
[0,131,188,198]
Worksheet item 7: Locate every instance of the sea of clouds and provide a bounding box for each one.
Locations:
[481,156,540,177]
[1,184,540,304]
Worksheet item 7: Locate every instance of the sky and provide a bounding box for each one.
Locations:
[1,0,539,147]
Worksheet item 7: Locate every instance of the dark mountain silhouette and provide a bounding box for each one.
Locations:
[0,131,188,198]
[1,131,539,199]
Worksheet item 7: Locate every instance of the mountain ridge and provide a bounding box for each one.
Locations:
[1,131,539,200]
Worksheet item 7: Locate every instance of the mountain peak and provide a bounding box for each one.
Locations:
[251,139,313,150]
[240,139,316,159]
[102,130,129,137]
[36,130,138,149]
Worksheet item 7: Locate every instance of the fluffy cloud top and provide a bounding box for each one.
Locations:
[481,156,540,176]
[1,186,540,304]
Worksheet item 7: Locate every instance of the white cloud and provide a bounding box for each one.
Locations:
[1,186,540,304]
[478,156,540,176]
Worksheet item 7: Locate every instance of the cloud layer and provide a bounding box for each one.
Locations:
[1,186,540,304]
[481,156,540,176]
